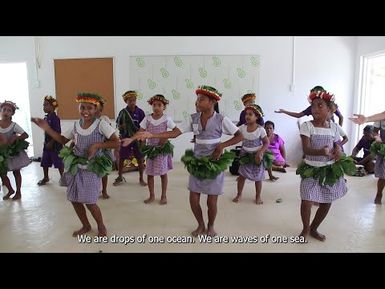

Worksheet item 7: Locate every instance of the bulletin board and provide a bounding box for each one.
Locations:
[54,58,115,119]
[129,55,260,122]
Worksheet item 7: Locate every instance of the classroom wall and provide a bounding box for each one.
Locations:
[0,36,358,164]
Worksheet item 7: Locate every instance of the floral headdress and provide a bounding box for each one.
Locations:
[307,91,335,104]
[44,95,58,109]
[0,100,19,112]
[241,93,256,104]
[75,92,104,106]
[195,85,222,101]
[147,94,169,106]
[122,90,138,102]
[245,104,264,118]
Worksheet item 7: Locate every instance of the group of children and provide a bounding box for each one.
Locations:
[1,83,383,243]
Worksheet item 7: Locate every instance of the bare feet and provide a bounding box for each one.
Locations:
[207,225,217,237]
[160,197,167,205]
[72,225,91,237]
[269,176,279,181]
[12,193,21,200]
[255,198,263,204]
[191,226,206,237]
[140,179,148,186]
[2,190,15,200]
[97,225,107,237]
[100,193,110,199]
[299,229,309,239]
[37,178,49,186]
[144,197,155,204]
[310,229,326,241]
[232,195,241,203]
[374,193,382,204]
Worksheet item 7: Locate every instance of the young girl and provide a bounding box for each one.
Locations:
[296,91,354,241]
[32,93,119,237]
[95,98,114,199]
[125,94,175,204]
[37,95,64,186]
[351,112,385,204]
[0,101,30,200]
[232,104,269,204]
[264,120,288,181]
[236,93,264,126]
[124,85,243,237]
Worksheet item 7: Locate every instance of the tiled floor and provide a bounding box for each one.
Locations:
[1,162,384,252]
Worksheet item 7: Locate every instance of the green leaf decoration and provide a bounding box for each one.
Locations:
[171,89,181,100]
[296,155,356,186]
[212,56,221,67]
[250,56,259,67]
[136,57,145,68]
[237,68,246,78]
[238,151,274,169]
[140,141,174,160]
[160,67,169,78]
[370,142,385,157]
[185,78,194,89]
[147,79,157,89]
[174,56,184,68]
[234,100,242,111]
[199,67,207,78]
[223,78,231,89]
[181,149,235,179]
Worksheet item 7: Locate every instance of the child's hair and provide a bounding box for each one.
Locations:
[0,100,18,113]
[363,125,374,134]
[264,120,275,129]
[244,104,264,120]
[44,95,59,110]
[147,94,169,108]
[310,85,325,92]
[241,93,256,105]
[122,90,138,102]
[214,102,219,113]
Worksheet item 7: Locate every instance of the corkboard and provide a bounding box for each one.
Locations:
[54,58,115,119]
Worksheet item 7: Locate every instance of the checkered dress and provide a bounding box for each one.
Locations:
[145,118,173,176]
[238,138,265,182]
[65,120,105,204]
[300,122,347,203]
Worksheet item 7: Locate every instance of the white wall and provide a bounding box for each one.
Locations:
[0,36,357,164]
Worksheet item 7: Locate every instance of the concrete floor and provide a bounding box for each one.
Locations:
[1,161,385,252]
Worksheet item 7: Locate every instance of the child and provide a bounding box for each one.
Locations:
[124,85,243,237]
[264,120,288,181]
[232,104,269,204]
[95,98,114,199]
[37,95,64,186]
[236,93,264,126]
[350,125,375,175]
[275,86,344,126]
[126,94,176,204]
[296,90,353,241]
[351,112,385,204]
[0,101,30,200]
[32,93,119,237]
[114,90,147,186]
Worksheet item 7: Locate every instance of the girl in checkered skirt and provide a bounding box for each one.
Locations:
[297,91,348,241]
[32,93,119,237]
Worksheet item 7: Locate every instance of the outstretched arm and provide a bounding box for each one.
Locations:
[31,117,70,145]
[274,109,305,118]
[350,111,385,124]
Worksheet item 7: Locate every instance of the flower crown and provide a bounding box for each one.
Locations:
[195,85,222,101]
[75,92,104,106]
[122,90,138,102]
[307,91,335,103]
[147,94,169,106]
[44,95,59,108]
[0,100,19,112]
[241,93,256,104]
[245,104,264,117]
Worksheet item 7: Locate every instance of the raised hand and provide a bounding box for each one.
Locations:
[31,117,50,130]
[349,114,366,125]
[274,109,285,113]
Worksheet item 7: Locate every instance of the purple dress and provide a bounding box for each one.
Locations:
[268,133,285,165]
[374,121,385,179]
[142,115,174,176]
[41,112,64,169]
[238,125,266,182]
[65,120,108,204]
[187,112,238,195]
[299,121,347,203]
